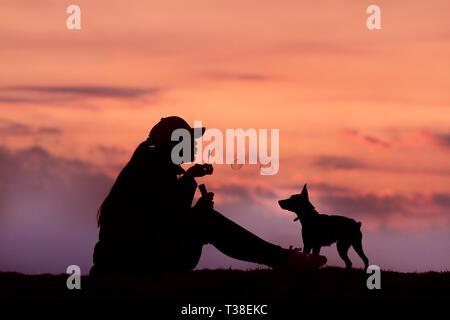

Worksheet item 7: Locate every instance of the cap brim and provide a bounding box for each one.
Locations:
[191,127,205,139]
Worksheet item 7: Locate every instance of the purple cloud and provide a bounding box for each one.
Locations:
[95,145,129,157]
[0,119,62,136]
[312,155,367,170]
[0,85,161,105]
[362,135,391,148]
[280,182,349,194]
[432,194,450,208]
[423,131,450,150]
[318,193,450,222]
[340,129,391,148]
[0,145,112,274]
[319,194,407,217]
[6,85,160,98]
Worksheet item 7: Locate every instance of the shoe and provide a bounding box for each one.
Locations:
[273,248,327,271]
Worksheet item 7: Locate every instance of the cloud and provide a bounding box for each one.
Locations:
[7,85,160,98]
[0,96,41,104]
[318,192,450,222]
[312,155,367,170]
[435,134,450,148]
[208,178,446,227]
[340,129,391,148]
[310,153,450,176]
[0,145,112,274]
[36,127,63,135]
[211,182,254,204]
[432,194,450,208]
[362,136,391,148]
[0,119,62,136]
[280,182,349,194]
[309,151,435,174]
[276,178,450,230]
[206,180,445,228]
[95,145,129,157]
[253,185,278,198]
[206,180,281,208]
[421,130,450,150]
[0,85,161,105]
[206,72,272,81]
[319,194,407,217]
[0,119,32,135]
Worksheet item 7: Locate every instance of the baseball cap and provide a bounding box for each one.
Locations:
[149,116,205,144]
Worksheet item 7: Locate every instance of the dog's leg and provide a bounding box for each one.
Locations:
[312,246,321,254]
[336,240,352,269]
[352,237,369,270]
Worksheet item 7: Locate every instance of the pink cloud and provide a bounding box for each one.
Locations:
[340,129,391,149]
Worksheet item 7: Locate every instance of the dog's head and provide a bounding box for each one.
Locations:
[278,184,316,220]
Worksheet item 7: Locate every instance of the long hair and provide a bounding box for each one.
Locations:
[97,139,154,227]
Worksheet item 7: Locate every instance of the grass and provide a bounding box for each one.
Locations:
[1,267,449,300]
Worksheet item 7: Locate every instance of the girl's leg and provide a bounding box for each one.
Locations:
[186,208,282,267]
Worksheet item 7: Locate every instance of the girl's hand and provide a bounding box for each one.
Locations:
[185,164,213,178]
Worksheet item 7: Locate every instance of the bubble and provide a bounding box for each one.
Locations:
[231,156,244,170]
[231,163,243,170]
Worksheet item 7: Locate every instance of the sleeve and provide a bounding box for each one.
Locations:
[177,174,197,209]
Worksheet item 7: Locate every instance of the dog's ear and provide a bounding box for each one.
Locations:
[301,184,309,200]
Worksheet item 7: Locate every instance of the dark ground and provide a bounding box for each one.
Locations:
[1,267,448,317]
[1,267,448,301]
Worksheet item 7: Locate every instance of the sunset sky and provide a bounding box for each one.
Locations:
[0,1,449,274]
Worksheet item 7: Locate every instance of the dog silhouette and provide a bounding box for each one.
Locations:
[279,184,369,269]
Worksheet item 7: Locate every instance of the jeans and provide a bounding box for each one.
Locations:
[91,208,281,275]
[176,208,282,270]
